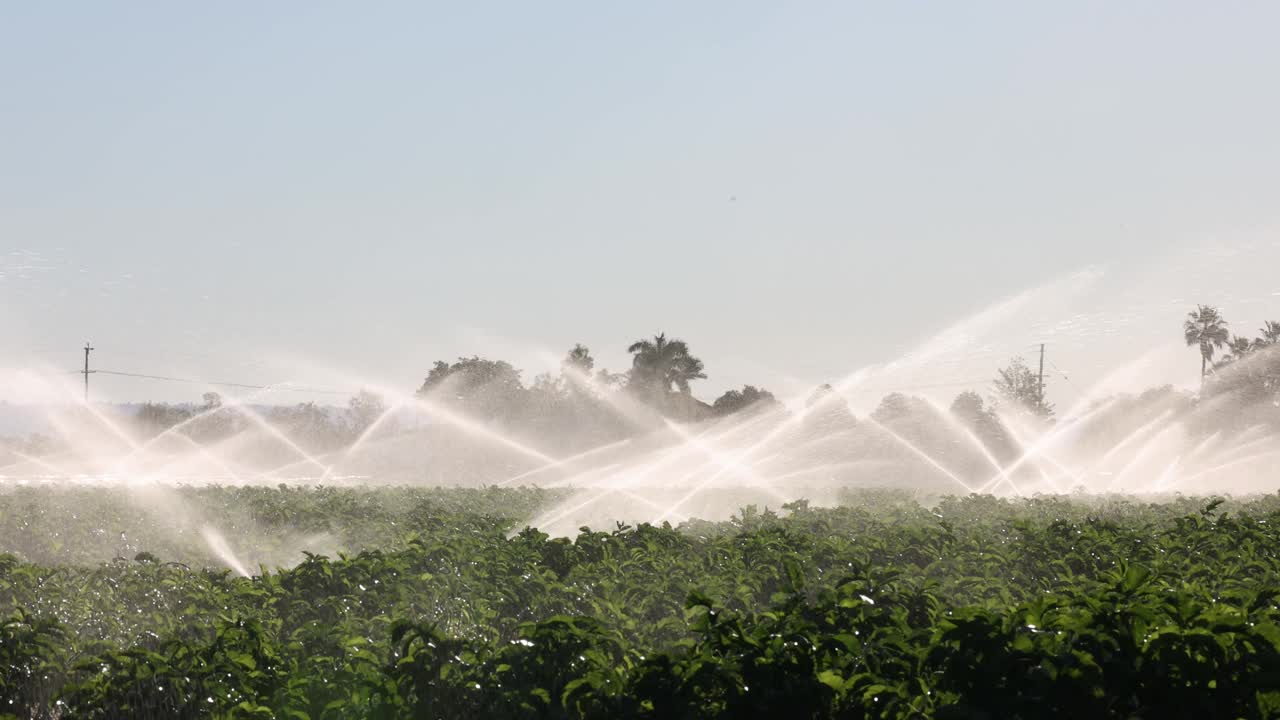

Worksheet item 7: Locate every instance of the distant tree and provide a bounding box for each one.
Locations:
[626,333,706,408]
[417,356,526,420]
[521,372,568,433]
[1229,335,1253,358]
[529,372,563,394]
[561,344,595,377]
[1202,341,1280,427]
[993,356,1053,419]
[272,402,344,451]
[871,392,918,424]
[1259,320,1280,346]
[559,344,600,403]
[134,402,193,435]
[594,368,628,391]
[1216,335,1255,369]
[804,383,856,430]
[807,384,836,407]
[1234,319,1279,360]
[711,385,778,416]
[949,390,986,421]
[950,390,1018,461]
[523,366,634,452]
[1183,305,1230,385]
[419,357,524,398]
[347,390,390,439]
[189,391,236,441]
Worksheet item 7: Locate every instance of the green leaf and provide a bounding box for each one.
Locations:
[227,650,257,670]
[817,670,846,692]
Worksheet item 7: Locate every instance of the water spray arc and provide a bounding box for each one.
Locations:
[14,268,1280,544]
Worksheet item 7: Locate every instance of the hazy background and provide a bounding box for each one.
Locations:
[3,2,1278,406]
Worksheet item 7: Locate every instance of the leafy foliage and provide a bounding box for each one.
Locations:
[4,486,1280,717]
[993,356,1053,420]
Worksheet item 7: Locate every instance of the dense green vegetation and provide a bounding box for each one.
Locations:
[0,307,1277,716]
[4,485,1280,718]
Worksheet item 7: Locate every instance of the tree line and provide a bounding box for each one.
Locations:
[1184,305,1280,384]
[28,309,1274,466]
[69,331,1077,460]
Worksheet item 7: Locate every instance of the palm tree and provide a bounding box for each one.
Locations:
[1260,321,1280,346]
[626,333,706,405]
[1227,335,1253,361]
[1183,305,1230,386]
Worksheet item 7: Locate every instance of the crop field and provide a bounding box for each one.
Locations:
[8,0,1280,716]
[3,485,1280,719]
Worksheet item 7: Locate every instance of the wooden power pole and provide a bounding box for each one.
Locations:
[1037,343,1045,410]
[82,342,94,402]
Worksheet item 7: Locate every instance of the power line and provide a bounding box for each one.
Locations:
[1046,359,1087,400]
[94,369,265,390]
[92,369,353,396]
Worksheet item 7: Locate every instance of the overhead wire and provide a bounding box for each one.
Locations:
[91,369,353,396]
[68,343,1033,402]
[1046,359,1087,401]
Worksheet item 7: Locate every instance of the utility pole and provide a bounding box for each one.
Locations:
[1037,343,1046,410]
[82,342,94,402]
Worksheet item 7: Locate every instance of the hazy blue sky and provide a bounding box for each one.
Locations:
[2,2,1279,406]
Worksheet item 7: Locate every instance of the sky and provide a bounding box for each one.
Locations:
[2,2,1279,408]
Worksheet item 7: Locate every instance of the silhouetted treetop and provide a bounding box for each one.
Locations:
[626,333,707,410]
[417,356,525,421]
[711,385,778,416]
[418,357,524,399]
[562,344,595,377]
[1184,305,1230,384]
